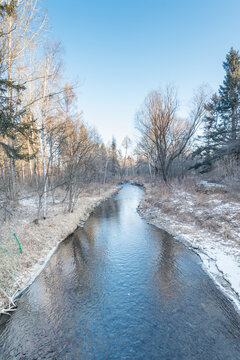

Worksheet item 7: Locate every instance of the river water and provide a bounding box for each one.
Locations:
[0,185,240,359]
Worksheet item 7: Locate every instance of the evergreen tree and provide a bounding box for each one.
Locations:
[193,48,240,172]
[0,1,38,198]
[218,48,240,142]
[110,137,119,177]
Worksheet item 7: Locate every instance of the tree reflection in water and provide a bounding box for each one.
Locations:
[0,185,240,360]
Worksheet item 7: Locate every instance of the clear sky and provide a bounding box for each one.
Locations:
[44,0,240,147]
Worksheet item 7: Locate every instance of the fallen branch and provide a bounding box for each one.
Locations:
[0,287,17,316]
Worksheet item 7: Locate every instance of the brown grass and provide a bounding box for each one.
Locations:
[141,178,240,247]
[0,183,120,311]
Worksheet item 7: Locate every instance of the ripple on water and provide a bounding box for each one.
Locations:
[0,185,240,360]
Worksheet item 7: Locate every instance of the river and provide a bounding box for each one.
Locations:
[0,185,240,359]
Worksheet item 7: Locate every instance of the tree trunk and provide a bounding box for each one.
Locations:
[41,123,47,218]
[148,157,152,179]
[103,159,108,184]
[232,107,237,141]
[4,155,10,197]
[9,157,16,201]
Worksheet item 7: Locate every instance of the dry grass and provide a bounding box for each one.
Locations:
[141,179,240,247]
[0,183,120,311]
[138,178,240,305]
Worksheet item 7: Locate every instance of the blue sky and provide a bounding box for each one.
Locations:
[44,0,240,147]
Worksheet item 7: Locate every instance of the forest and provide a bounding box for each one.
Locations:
[0,0,135,223]
[1,0,240,223]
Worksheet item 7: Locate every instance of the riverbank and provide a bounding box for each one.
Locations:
[138,180,240,312]
[0,184,120,314]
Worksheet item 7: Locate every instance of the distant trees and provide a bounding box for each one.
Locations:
[109,137,120,178]
[136,86,206,182]
[122,136,131,177]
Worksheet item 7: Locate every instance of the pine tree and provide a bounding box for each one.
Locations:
[0,2,39,198]
[192,48,240,172]
[218,48,240,142]
[110,137,119,177]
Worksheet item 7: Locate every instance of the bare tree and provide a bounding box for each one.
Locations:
[61,121,96,212]
[122,136,131,177]
[136,86,206,182]
[35,43,62,218]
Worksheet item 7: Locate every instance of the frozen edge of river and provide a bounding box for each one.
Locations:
[0,186,120,318]
[138,206,240,316]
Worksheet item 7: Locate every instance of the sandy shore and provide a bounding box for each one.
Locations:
[0,184,120,314]
[138,181,240,313]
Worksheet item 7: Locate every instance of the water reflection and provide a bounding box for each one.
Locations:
[151,228,183,302]
[0,185,240,359]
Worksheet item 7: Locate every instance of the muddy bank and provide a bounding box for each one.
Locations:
[138,182,240,313]
[0,185,120,313]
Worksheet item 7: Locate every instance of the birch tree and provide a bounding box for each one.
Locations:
[35,43,62,219]
[0,0,46,200]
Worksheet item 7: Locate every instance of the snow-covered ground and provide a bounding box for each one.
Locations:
[138,181,240,313]
[0,184,120,313]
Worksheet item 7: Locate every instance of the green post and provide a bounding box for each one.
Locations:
[13,233,22,254]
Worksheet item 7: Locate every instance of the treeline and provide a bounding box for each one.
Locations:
[0,0,135,221]
[135,48,240,183]
[2,0,238,222]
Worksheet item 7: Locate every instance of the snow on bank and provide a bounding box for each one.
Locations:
[0,185,120,313]
[138,182,240,313]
